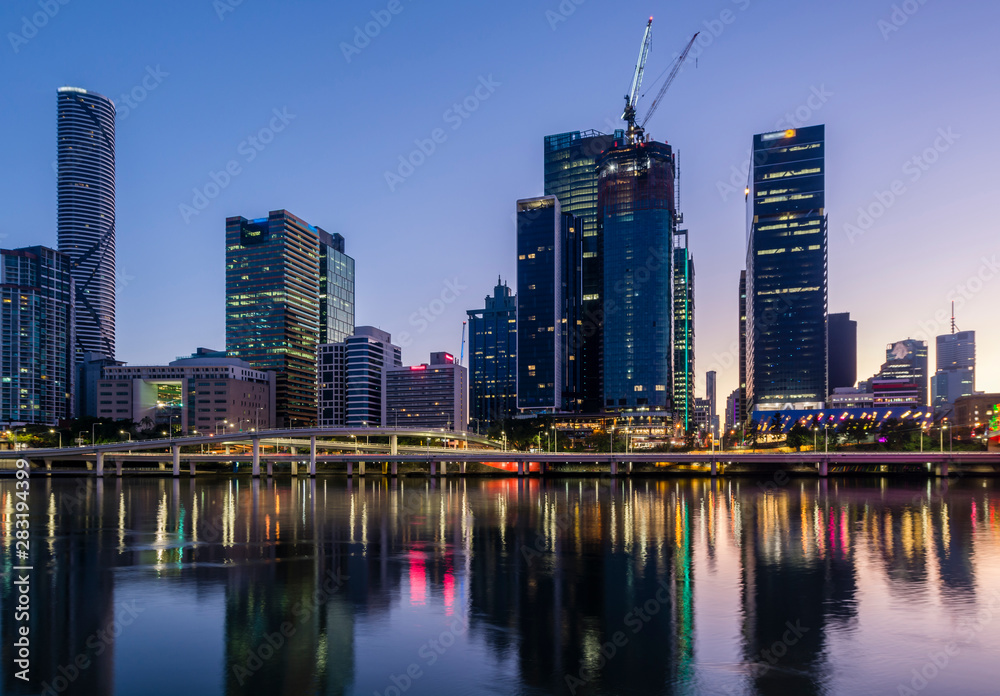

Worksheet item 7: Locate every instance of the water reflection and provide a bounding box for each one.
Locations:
[0,476,998,695]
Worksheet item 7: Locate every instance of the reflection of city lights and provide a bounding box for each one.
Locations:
[409,551,426,606]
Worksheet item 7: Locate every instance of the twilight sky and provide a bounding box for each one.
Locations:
[2,0,999,403]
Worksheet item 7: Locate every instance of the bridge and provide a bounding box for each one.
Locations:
[1,426,999,478]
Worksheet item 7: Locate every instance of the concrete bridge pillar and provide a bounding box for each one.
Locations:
[96,451,104,477]
[819,459,829,477]
[359,461,366,476]
[309,436,317,477]
[430,461,437,477]
[252,438,261,477]
[440,461,447,476]
[391,461,398,477]
[347,461,353,476]
[116,459,123,477]
[539,461,548,476]
[44,459,52,471]
[610,460,618,477]
[158,462,165,471]
[710,461,717,477]
[936,461,950,477]
[460,461,467,475]
[190,458,196,477]
[171,445,181,477]
[291,460,298,476]
[390,434,398,456]
[267,458,273,477]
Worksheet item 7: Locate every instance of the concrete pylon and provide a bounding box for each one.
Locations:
[171,445,180,478]
[390,434,398,455]
[252,438,261,477]
[96,451,104,477]
[309,436,317,477]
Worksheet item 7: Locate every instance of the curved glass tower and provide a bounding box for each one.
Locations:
[57,86,116,360]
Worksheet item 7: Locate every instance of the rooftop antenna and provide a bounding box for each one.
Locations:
[951,301,959,333]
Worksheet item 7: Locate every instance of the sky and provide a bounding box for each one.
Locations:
[2,0,999,404]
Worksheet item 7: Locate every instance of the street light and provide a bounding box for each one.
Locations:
[501,430,507,452]
[92,422,98,446]
[50,429,62,448]
[552,425,557,453]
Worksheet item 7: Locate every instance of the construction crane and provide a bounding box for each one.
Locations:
[622,17,653,143]
[640,32,700,131]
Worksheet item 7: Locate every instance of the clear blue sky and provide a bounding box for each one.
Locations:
[2,0,998,400]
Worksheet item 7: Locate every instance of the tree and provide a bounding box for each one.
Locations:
[839,418,871,446]
[786,422,810,451]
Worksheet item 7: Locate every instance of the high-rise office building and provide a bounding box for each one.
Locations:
[673,230,695,427]
[318,327,402,428]
[544,130,620,411]
[226,210,324,427]
[467,279,517,430]
[1,246,74,425]
[738,270,747,424]
[387,352,468,430]
[862,339,929,407]
[725,388,739,432]
[318,230,355,345]
[516,196,580,413]
[597,138,675,411]
[745,125,828,411]
[828,312,857,392]
[932,330,975,414]
[706,370,719,439]
[57,87,116,361]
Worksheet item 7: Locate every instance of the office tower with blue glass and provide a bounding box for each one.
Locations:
[544,130,620,412]
[57,86,116,362]
[516,196,580,413]
[1,246,75,424]
[932,329,975,415]
[827,312,858,392]
[673,230,695,427]
[319,230,355,345]
[597,138,676,411]
[467,279,517,430]
[745,125,828,411]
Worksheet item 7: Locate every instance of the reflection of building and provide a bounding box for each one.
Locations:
[98,349,274,433]
[932,330,975,416]
[467,279,517,430]
[516,196,580,413]
[544,130,620,412]
[745,125,828,411]
[57,86,116,362]
[598,138,676,412]
[1,246,75,424]
[387,352,468,430]
[673,231,695,428]
[226,210,354,427]
[318,327,402,428]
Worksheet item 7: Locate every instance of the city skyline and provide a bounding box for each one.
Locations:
[2,0,998,403]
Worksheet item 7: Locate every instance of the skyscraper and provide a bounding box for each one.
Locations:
[544,130,620,411]
[745,125,828,411]
[862,339,929,408]
[738,270,747,424]
[516,196,580,413]
[318,230,355,345]
[706,370,719,439]
[467,279,517,430]
[932,330,975,415]
[57,87,116,361]
[673,230,695,427]
[1,246,74,425]
[828,312,858,391]
[226,210,323,427]
[597,138,675,411]
[387,352,468,430]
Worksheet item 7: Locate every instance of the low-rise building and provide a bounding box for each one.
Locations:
[98,348,274,434]
[387,352,468,431]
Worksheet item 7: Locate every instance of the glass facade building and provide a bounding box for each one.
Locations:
[932,330,975,415]
[226,210,322,427]
[57,87,116,361]
[516,196,580,413]
[386,352,468,430]
[597,139,676,411]
[467,279,517,430]
[318,230,355,345]
[738,270,747,424]
[673,230,695,427]
[862,339,930,408]
[745,125,828,411]
[827,312,857,392]
[544,129,620,412]
[1,246,74,424]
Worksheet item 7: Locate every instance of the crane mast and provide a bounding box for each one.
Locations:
[622,17,653,143]
[641,32,700,130]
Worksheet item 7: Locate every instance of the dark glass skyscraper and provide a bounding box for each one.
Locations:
[745,125,828,411]
[544,129,620,412]
[1,246,74,424]
[673,230,695,427]
[516,196,580,413]
[467,279,517,430]
[318,230,355,345]
[597,139,675,411]
[57,87,116,361]
[226,210,321,427]
[827,312,858,392]
[738,270,747,424]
